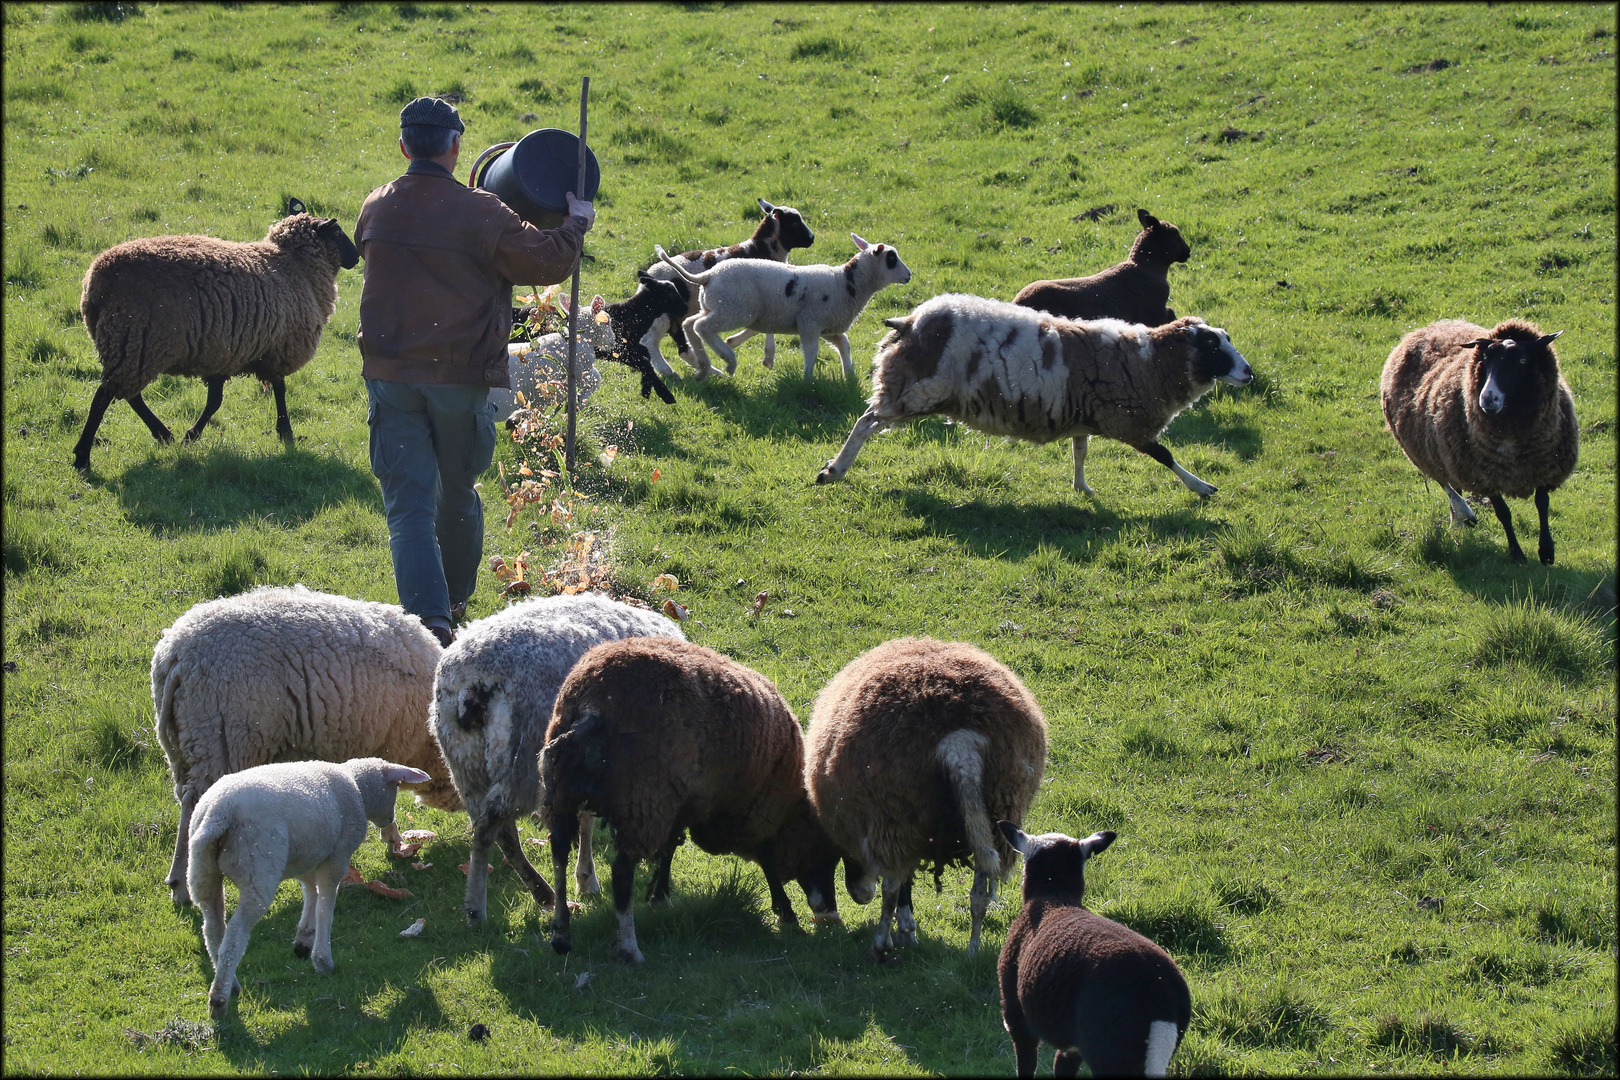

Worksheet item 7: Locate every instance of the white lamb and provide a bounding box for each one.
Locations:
[187,757,430,1020]
[488,296,612,421]
[654,234,912,380]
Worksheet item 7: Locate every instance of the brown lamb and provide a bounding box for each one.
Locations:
[805,638,1048,960]
[1380,317,1577,564]
[542,637,842,963]
[1013,208,1191,326]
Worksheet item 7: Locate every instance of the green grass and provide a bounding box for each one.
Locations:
[4,2,1616,1075]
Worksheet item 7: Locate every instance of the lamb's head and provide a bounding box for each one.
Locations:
[849,233,912,289]
[271,198,360,270]
[998,821,1116,905]
[558,294,617,352]
[1131,208,1192,267]
[1179,319,1252,386]
[758,198,816,253]
[770,797,847,923]
[344,757,434,835]
[1461,322,1564,417]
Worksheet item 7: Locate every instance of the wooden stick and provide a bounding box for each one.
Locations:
[564,76,589,475]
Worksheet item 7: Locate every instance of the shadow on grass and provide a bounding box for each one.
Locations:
[108,444,381,534]
[683,368,869,443]
[1164,400,1266,460]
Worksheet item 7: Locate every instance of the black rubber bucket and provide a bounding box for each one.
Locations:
[474,128,601,230]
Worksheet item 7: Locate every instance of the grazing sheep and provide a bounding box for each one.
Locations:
[805,638,1048,961]
[73,197,359,470]
[152,585,459,906]
[188,757,431,1020]
[543,637,844,963]
[431,593,686,926]
[643,198,817,375]
[997,824,1192,1078]
[1013,208,1191,326]
[815,294,1252,499]
[1380,318,1577,564]
[655,233,912,380]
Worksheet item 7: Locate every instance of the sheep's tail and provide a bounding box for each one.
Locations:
[653,245,709,287]
[1144,1020,1180,1077]
[539,708,605,824]
[936,729,999,880]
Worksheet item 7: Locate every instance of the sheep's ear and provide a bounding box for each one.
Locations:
[1079,830,1116,858]
[637,270,655,285]
[997,820,1030,855]
[1459,338,1493,349]
[850,233,870,251]
[382,764,432,786]
[1138,208,1158,229]
[758,197,776,214]
[287,197,306,216]
[882,316,913,333]
[591,294,606,314]
[1538,330,1564,348]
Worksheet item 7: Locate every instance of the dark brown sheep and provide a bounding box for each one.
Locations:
[805,638,1048,960]
[542,637,842,963]
[998,824,1192,1077]
[73,197,358,470]
[1013,208,1191,326]
[1380,318,1577,564]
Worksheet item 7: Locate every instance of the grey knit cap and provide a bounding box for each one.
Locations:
[399,96,465,133]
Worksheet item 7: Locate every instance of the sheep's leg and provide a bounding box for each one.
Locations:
[292,875,319,959]
[758,847,800,928]
[127,392,175,445]
[816,409,891,485]
[548,810,577,954]
[308,858,343,975]
[869,875,904,963]
[1137,441,1217,497]
[968,865,1001,956]
[609,849,645,964]
[166,785,198,905]
[669,318,699,371]
[1002,966,1040,1077]
[723,327,762,364]
[194,862,227,974]
[208,884,271,1019]
[463,817,501,926]
[679,314,715,379]
[823,332,854,380]
[799,323,823,380]
[762,333,777,369]
[1053,1049,1084,1077]
[1487,494,1527,564]
[72,384,121,470]
[646,829,683,903]
[181,376,227,444]
[269,377,295,443]
[641,318,677,377]
[1071,435,1097,496]
[691,312,739,376]
[494,818,555,909]
[894,876,916,946]
[1535,486,1555,566]
[574,811,600,896]
[1442,483,1478,526]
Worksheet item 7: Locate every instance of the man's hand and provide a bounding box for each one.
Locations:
[566,192,595,231]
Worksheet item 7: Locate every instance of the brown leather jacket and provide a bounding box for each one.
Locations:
[355,160,587,386]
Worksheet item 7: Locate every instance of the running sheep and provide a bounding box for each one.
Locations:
[997,824,1192,1078]
[815,294,1252,499]
[1014,208,1191,326]
[543,637,845,963]
[1380,318,1577,565]
[73,197,359,470]
[655,234,912,380]
[643,198,817,376]
[152,585,459,906]
[188,757,430,1020]
[805,638,1048,961]
[430,593,686,926]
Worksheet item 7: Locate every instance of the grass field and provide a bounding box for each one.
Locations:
[3,2,1616,1075]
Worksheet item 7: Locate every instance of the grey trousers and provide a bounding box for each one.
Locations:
[366,379,496,624]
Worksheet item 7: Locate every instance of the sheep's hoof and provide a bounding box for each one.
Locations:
[1539,544,1555,566]
[292,940,312,959]
[312,954,335,975]
[868,943,901,964]
[1509,548,1528,564]
[609,943,646,965]
[576,876,601,897]
[465,907,486,927]
[167,882,190,906]
[550,934,571,956]
[814,467,838,486]
[209,995,230,1020]
[894,928,916,947]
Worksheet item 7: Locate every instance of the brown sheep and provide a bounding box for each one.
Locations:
[1380,318,1577,564]
[73,197,358,470]
[542,637,843,963]
[815,294,1252,500]
[805,638,1048,960]
[997,823,1192,1078]
[1013,208,1190,326]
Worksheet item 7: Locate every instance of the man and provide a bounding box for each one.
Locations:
[354,97,594,647]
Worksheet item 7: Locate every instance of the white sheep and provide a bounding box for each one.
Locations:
[815,294,1252,499]
[642,198,817,375]
[73,197,359,471]
[997,824,1192,1078]
[152,585,459,905]
[188,757,430,1020]
[430,592,686,926]
[654,234,912,380]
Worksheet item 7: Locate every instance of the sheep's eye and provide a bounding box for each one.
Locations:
[886,251,898,269]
